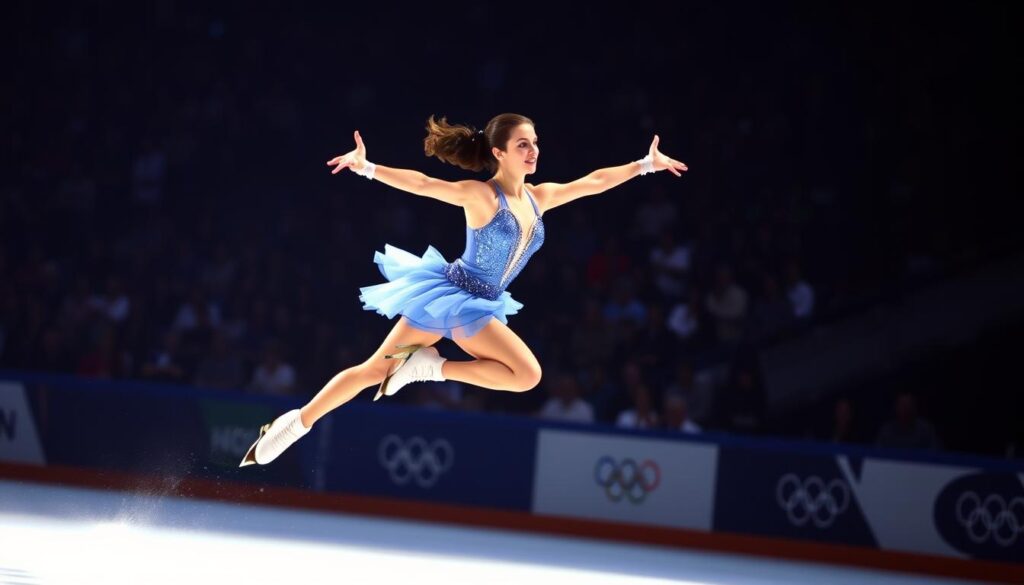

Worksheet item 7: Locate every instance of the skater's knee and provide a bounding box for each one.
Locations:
[353,361,389,384]
[511,361,542,392]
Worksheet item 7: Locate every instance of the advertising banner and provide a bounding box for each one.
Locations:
[322,407,536,512]
[715,446,1024,563]
[0,382,45,465]
[7,377,308,488]
[532,429,718,531]
[714,448,877,547]
[840,458,1024,563]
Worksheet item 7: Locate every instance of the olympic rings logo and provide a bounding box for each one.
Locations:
[593,456,661,504]
[377,434,454,488]
[775,474,851,528]
[955,492,1024,547]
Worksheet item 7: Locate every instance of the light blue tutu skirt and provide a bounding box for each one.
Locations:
[358,244,523,339]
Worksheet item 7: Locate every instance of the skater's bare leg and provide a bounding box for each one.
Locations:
[448,318,542,392]
[300,318,540,428]
[299,318,442,427]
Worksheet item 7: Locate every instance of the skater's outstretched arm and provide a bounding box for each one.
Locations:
[327,130,481,207]
[531,135,688,213]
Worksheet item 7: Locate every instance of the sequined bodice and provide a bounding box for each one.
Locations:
[443,180,545,300]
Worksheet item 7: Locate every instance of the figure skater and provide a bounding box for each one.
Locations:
[241,113,687,466]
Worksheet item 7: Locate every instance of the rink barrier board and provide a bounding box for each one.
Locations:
[1,461,1021,585]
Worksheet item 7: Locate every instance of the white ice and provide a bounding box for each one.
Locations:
[0,479,987,585]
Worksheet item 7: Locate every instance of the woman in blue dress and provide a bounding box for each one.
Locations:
[241,113,688,466]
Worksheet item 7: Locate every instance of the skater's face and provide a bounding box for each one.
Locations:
[494,124,539,175]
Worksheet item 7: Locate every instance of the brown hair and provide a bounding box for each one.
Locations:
[423,113,534,173]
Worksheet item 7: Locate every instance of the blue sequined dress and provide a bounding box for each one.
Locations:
[358,179,546,339]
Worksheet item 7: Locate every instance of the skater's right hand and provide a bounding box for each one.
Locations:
[326,130,368,175]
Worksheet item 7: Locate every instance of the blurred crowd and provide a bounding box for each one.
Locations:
[3,4,1018,456]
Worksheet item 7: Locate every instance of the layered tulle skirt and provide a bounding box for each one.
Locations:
[358,244,523,339]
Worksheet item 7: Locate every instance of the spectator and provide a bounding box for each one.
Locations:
[76,327,127,379]
[219,292,250,343]
[249,341,297,396]
[875,392,941,450]
[57,276,96,334]
[616,384,660,430]
[202,244,237,301]
[827,397,864,444]
[586,236,630,293]
[87,275,131,324]
[633,303,676,376]
[141,331,188,383]
[603,279,647,327]
[29,326,75,373]
[714,360,765,433]
[665,361,713,426]
[238,297,272,362]
[564,208,600,265]
[193,331,245,390]
[619,360,646,394]
[56,162,97,228]
[179,297,217,370]
[297,322,341,390]
[663,392,702,433]
[579,365,618,423]
[631,186,678,241]
[131,137,166,208]
[785,259,815,319]
[751,273,794,339]
[667,288,703,345]
[172,288,222,333]
[537,372,594,424]
[649,227,691,298]
[705,264,749,344]
[544,262,583,327]
[270,301,299,352]
[569,297,614,370]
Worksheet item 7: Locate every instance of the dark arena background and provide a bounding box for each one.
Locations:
[2,3,1023,584]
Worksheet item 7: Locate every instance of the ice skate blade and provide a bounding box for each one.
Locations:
[238,423,270,467]
[374,344,422,401]
[384,343,422,360]
[374,364,396,402]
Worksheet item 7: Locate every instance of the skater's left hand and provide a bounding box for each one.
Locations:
[326,130,369,175]
[649,135,688,177]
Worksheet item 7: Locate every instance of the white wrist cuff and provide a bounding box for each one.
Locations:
[637,154,654,175]
[353,161,376,180]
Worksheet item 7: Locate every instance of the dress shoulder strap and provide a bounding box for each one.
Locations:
[490,180,509,209]
[525,187,541,216]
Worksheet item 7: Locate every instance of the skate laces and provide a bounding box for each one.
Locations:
[407,363,436,382]
[263,414,305,452]
[400,349,438,382]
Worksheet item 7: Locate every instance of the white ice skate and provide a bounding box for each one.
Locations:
[239,409,310,467]
[374,344,447,401]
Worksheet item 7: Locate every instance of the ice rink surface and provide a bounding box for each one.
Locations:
[0,479,989,585]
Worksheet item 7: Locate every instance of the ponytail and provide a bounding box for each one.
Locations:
[423,115,492,172]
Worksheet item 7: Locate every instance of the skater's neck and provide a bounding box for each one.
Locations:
[491,172,527,200]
